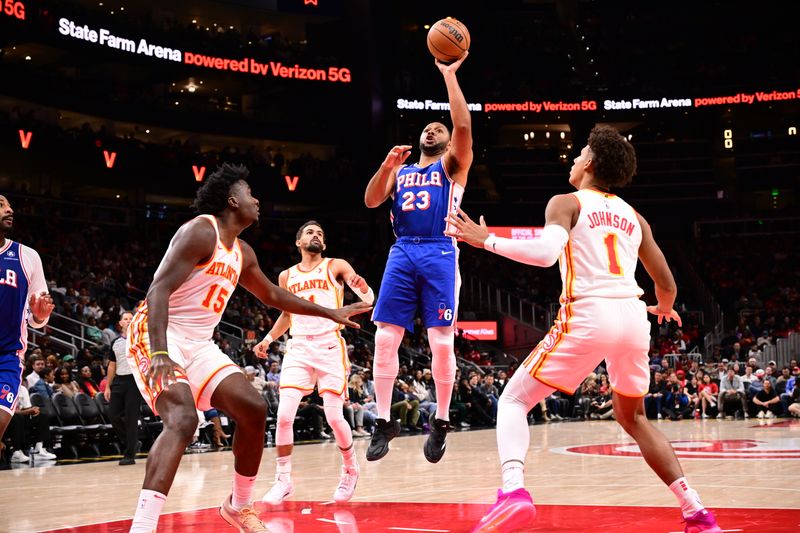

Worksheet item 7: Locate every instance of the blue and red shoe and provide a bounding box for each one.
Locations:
[471,488,537,533]
[684,509,723,533]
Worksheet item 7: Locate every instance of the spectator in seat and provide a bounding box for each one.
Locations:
[718,367,748,419]
[748,369,766,399]
[787,384,800,418]
[31,367,56,399]
[775,367,791,393]
[244,366,267,392]
[645,371,666,419]
[85,317,103,345]
[685,375,699,416]
[450,380,470,428]
[266,361,281,384]
[467,374,495,426]
[753,379,782,419]
[391,379,421,433]
[347,373,375,434]
[410,369,437,422]
[480,374,500,420]
[25,355,45,389]
[780,367,798,414]
[53,366,81,398]
[662,382,691,421]
[589,392,614,420]
[697,374,718,418]
[77,365,100,396]
[741,365,757,386]
[6,384,57,462]
[495,370,508,395]
[597,373,610,395]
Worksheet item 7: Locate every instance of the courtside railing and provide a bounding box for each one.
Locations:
[463,276,549,330]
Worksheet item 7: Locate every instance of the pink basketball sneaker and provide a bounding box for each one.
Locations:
[471,488,537,533]
[684,509,723,533]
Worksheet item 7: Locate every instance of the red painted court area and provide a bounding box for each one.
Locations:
[42,501,800,532]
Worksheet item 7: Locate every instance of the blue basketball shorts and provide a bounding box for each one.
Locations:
[0,353,24,415]
[372,237,461,332]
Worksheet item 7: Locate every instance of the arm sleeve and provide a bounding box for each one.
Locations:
[483,224,569,267]
[21,245,50,328]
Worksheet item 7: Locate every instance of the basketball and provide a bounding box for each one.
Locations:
[427,18,470,63]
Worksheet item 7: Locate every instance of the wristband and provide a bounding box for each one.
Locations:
[264,334,274,344]
[355,286,375,305]
[150,350,169,358]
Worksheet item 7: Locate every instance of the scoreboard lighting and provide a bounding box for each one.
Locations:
[456,321,498,341]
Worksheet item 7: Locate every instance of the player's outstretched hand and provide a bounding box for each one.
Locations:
[254,338,270,359]
[435,50,468,75]
[29,292,55,323]
[383,145,412,168]
[329,302,372,329]
[146,352,185,391]
[646,306,682,327]
[445,207,489,248]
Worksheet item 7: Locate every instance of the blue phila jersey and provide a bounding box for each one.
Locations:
[0,241,29,355]
[390,158,464,238]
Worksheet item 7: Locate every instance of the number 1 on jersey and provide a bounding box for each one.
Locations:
[603,233,623,276]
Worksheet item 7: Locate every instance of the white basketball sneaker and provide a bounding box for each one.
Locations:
[333,465,359,503]
[262,474,294,505]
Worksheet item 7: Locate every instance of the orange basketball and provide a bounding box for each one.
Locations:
[426,18,470,63]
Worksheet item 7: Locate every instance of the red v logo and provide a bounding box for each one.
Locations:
[193,165,206,182]
[285,175,299,191]
[18,130,32,149]
[103,150,117,168]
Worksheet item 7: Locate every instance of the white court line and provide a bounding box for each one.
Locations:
[386,527,450,533]
[318,518,354,525]
[669,530,742,533]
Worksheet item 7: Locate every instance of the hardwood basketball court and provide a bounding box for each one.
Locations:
[2,419,799,532]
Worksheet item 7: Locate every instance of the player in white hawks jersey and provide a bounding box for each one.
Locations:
[256,220,375,505]
[125,165,370,533]
[449,126,722,533]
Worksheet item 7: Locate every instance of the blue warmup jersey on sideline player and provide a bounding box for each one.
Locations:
[0,240,30,414]
[372,158,464,332]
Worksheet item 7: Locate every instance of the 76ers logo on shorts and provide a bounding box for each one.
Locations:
[551,438,800,460]
[437,303,453,321]
[0,385,14,405]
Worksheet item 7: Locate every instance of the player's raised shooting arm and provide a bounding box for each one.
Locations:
[238,241,370,328]
[438,54,473,184]
[146,219,217,353]
[265,270,291,341]
[636,212,677,311]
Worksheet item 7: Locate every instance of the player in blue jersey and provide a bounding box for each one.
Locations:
[364,53,472,463]
[0,195,55,448]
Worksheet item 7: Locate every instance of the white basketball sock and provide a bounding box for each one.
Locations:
[231,472,257,511]
[129,489,166,533]
[668,477,705,517]
[276,455,292,480]
[501,461,526,493]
